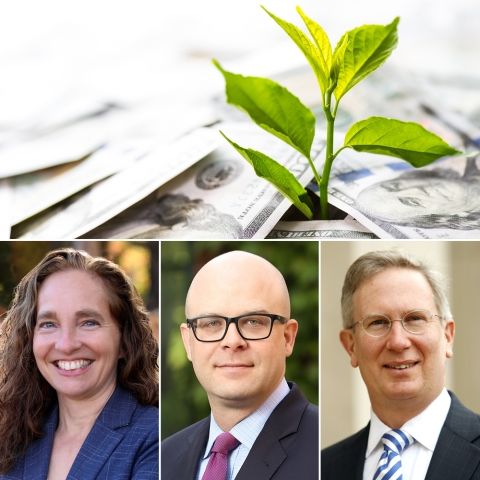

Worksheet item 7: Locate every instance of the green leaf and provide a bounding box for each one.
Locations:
[296,6,332,74]
[220,131,314,219]
[334,17,399,102]
[262,6,330,96]
[330,33,349,88]
[213,60,316,158]
[344,117,461,166]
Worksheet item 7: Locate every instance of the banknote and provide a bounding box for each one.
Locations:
[324,149,480,239]
[266,216,377,239]
[76,125,326,240]
[8,140,152,226]
[336,66,472,152]
[0,109,130,178]
[0,99,218,179]
[13,127,221,239]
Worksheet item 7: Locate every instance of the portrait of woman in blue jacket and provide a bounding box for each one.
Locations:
[0,248,159,479]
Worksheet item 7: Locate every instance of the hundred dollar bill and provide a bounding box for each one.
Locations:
[9,141,149,225]
[337,66,471,152]
[325,149,480,239]
[266,216,377,239]
[0,100,218,179]
[13,127,221,239]
[78,125,326,240]
[0,110,129,178]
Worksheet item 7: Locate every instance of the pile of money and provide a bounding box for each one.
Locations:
[2,58,479,239]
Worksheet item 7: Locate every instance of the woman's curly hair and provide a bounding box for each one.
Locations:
[0,248,158,473]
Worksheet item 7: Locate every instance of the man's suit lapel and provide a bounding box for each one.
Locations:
[235,384,308,480]
[182,419,209,480]
[341,428,367,480]
[162,417,209,480]
[426,392,480,480]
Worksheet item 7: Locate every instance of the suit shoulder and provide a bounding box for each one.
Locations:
[161,417,209,452]
[133,403,159,422]
[322,427,368,464]
[305,402,319,419]
[446,391,480,444]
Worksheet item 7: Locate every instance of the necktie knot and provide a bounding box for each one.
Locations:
[381,429,414,455]
[211,432,240,455]
[373,429,414,480]
[202,432,240,480]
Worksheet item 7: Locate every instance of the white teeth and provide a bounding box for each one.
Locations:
[388,363,415,370]
[57,360,92,371]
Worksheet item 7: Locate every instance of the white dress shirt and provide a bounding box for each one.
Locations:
[196,378,290,480]
[363,388,451,480]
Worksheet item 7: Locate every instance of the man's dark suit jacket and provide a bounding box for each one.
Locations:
[161,383,318,479]
[321,392,480,480]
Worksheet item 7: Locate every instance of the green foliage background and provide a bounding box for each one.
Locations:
[161,241,319,439]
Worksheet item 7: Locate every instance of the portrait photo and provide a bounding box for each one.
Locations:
[321,240,480,479]
[0,241,159,480]
[161,240,319,479]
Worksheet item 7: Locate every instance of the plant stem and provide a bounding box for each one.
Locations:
[320,90,336,220]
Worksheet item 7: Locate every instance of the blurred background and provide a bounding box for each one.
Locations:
[160,241,318,439]
[322,241,480,448]
[1,0,478,122]
[0,241,159,340]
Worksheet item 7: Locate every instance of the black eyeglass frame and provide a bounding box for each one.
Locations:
[186,312,287,342]
[347,309,443,338]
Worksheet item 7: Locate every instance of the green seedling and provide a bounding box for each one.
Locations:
[214,6,460,220]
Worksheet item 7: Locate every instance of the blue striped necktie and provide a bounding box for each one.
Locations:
[373,429,414,480]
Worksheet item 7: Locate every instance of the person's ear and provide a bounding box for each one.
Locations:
[444,319,455,358]
[340,329,359,367]
[180,323,193,361]
[284,319,298,357]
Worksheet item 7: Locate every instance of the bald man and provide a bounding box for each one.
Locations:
[161,251,318,480]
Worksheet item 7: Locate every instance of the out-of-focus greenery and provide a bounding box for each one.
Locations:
[161,241,318,439]
[0,240,158,330]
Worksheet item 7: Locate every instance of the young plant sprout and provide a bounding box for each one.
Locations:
[214,6,460,220]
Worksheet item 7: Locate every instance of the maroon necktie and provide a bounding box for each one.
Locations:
[201,432,240,480]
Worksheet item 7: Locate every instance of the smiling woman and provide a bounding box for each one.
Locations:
[0,248,159,479]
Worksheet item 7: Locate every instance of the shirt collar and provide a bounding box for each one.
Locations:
[202,378,290,459]
[366,388,451,458]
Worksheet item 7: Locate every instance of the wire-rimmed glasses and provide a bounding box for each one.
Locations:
[350,309,442,337]
[186,312,287,342]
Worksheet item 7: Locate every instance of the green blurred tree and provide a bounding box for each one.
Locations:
[161,241,318,439]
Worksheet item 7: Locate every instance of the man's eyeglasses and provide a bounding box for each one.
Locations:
[186,313,287,342]
[349,309,442,337]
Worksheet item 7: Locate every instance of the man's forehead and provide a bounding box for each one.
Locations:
[352,268,435,310]
[185,251,290,316]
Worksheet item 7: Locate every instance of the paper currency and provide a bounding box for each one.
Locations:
[13,127,221,239]
[0,110,127,178]
[267,216,377,239]
[77,125,326,240]
[325,149,480,239]
[9,141,150,225]
[0,100,218,179]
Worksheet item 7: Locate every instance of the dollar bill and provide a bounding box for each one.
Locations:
[9,141,151,226]
[266,216,377,239]
[0,99,218,179]
[73,125,326,240]
[13,127,221,239]
[0,110,129,178]
[325,149,480,239]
